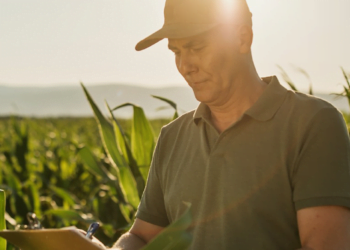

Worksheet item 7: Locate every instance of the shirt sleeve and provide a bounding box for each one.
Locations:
[293,107,350,211]
[135,130,170,227]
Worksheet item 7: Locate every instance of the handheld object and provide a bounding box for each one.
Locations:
[86,222,99,239]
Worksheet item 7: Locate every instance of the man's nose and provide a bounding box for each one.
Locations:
[177,52,197,76]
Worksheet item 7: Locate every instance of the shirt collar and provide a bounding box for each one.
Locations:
[245,76,287,121]
[193,76,288,124]
[193,102,211,125]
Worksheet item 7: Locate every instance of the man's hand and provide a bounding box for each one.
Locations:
[297,205,350,250]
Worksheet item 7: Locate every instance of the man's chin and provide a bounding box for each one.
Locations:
[192,91,211,104]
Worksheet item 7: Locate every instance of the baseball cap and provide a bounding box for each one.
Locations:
[135,0,252,51]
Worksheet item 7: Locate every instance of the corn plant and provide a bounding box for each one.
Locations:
[334,68,350,107]
[333,67,350,132]
[0,114,186,248]
[0,189,6,250]
[277,65,314,95]
[0,117,108,247]
[80,83,192,249]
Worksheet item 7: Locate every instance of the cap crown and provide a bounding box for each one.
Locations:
[135,0,252,50]
[163,0,251,26]
[164,0,218,25]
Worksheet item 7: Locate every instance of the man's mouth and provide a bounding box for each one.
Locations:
[192,80,207,85]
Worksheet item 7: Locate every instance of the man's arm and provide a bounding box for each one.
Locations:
[111,218,164,250]
[297,205,350,250]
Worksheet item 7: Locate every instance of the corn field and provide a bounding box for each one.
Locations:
[0,68,349,249]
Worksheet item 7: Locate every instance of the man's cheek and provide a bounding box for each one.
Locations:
[205,56,224,75]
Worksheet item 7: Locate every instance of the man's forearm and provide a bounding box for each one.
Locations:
[110,232,146,250]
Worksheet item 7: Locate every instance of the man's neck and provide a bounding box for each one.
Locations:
[209,75,267,133]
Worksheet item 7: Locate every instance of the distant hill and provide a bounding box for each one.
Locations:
[0,84,348,118]
[0,84,199,118]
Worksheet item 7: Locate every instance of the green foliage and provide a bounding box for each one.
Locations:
[0,115,172,247]
[152,95,179,120]
[334,68,350,107]
[81,84,193,248]
[112,103,155,181]
[277,65,314,95]
[0,189,6,250]
[0,85,187,248]
[333,68,350,133]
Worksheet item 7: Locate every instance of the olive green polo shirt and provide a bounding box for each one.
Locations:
[136,76,350,249]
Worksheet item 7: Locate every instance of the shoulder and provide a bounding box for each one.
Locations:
[274,89,349,142]
[283,90,344,124]
[286,90,337,113]
[153,109,197,165]
[154,109,199,154]
[160,109,196,136]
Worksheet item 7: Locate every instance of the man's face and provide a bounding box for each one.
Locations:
[168,25,245,106]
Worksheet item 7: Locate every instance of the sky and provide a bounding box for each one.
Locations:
[1,0,350,93]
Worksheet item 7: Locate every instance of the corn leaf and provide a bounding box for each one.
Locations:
[152,95,177,110]
[277,65,298,91]
[98,103,141,209]
[152,95,179,120]
[5,171,22,196]
[80,83,127,171]
[78,146,110,180]
[119,203,132,224]
[78,146,135,212]
[117,167,140,209]
[341,67,350,89]
[0,189,7,250]
[113,103,155,180]
[28,183,41,218]
[106,102,129,163]
[81,83,128,204]
[49,186,79,207]
[293,66,313,96]
[44,209,95,224]
[107,103,145,199]
[343,86,350,108]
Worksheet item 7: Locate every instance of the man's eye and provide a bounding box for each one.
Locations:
[191,47,204,53]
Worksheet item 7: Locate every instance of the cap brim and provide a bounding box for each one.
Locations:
[135,23,219,51]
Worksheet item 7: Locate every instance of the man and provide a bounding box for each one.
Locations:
[111,0,350,249]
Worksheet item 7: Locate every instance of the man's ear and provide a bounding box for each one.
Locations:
[238,25,253,54]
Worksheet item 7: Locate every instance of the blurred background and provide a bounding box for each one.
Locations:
[1,0,350,117]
